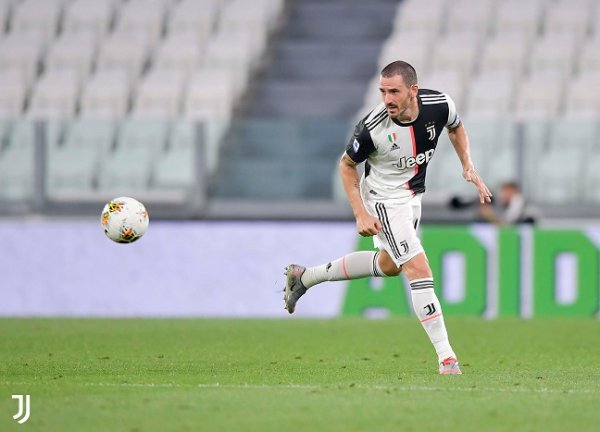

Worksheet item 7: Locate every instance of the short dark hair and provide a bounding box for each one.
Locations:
[501,181,521,191]
[380,61,418,86]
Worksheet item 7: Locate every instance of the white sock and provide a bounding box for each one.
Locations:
[301,251,386,289]
[410,278,456,362]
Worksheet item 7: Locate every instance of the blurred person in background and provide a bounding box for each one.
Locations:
[478,181,537,225]
[283,61,492,375]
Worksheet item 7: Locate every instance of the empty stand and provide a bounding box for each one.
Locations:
[0,70,27,118]
[464,71,514,119]
[131,69,186,119]
[28,69,80,119]
[0,0,599,209]
[80,69,131,118]
[514,72,564,120]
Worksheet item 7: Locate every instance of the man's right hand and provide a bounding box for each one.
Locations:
[356,212,382,237]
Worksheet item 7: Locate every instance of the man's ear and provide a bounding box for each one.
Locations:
[410,84,419,97]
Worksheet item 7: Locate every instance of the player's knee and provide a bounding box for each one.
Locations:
[402,253,432,280]
[378,251,402,276]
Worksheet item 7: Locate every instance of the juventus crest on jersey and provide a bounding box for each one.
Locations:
[346,89,460,203]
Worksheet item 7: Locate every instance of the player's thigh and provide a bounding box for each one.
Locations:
[377,249,402,276]
[372,201,424,268]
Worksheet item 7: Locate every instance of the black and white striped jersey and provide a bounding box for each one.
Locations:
[346,89,460,202]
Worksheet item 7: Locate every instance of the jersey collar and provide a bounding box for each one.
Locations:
[390,96,422,127]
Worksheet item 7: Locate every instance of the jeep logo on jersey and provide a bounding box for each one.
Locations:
[394,148,435,170]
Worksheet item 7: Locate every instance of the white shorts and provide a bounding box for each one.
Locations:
[364,194,424,267]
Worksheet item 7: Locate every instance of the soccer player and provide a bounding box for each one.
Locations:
[283,60,492,375]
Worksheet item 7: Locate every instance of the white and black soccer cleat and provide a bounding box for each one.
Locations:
[283,264,307,314]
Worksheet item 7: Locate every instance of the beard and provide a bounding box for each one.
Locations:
[387,97,412,119]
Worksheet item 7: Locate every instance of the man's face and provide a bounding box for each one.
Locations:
[500,185,518,206]
[379,74,418,119]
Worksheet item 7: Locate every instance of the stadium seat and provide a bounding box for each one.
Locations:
[166,119,225,177]
[377,30,432,75]
[62,118,116,153]
[45,120,65,150]
[153,34,205,78]
[27,69,80,120]
[479,33,529,80]
[116,119,169,157]
[153,146,195,190]
[167,0,220,41]
[113,0,168,47]
[578,38,600,75]
[44,33,97,86]
[11,0,63,40]
[0,31,45,90]
[548,119,598,151]
[486,145,519,188]
[216,158,336,199]
[514,72,563,120]
[527,149,584,204]
[168,119,195,150]
[218,0,284,35]
[528,34,577,79]
[47,146,98,195]
[565,73,600,119]
[131,69,186,119]
[202,31,266,76]
[0,144,34,199]
[582,154,600,203]
[359,76,383,116]
[544,0,592,41]
[464,71,514,119]
[184,71,236,120]
[63,0,115,40]
[183,69,237,174]
[429,33,480,83]
[494,0,545,42]
[6,119,35,150]
[0,2,11,31]
[0,70,27,118]
[0,120,11,147]
[0,120,35,199]
[445,0,495,38]
[96,147,154,192]
[419,70,465,109]
[522,120,551,174]
[393,0,446,35]
[96,34,150,84]
[460,120,518,187]
[80,69,131,119]
[425,135,474,196]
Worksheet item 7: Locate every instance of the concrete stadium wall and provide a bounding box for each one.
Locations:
[1,220,599,318]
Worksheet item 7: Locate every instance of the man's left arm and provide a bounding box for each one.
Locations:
[448,123,493,204]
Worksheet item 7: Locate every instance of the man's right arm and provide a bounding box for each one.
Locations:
[339,153,381,236]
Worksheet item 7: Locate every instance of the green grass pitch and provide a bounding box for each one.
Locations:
[1,318,600,431]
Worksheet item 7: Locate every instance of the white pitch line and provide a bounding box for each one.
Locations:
[4,381,599,395]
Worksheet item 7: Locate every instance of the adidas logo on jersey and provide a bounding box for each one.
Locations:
[395,149,435,170]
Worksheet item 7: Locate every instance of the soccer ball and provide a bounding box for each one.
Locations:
[100,197,149,243]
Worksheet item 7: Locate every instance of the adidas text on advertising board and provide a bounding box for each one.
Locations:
[343,226,600,318]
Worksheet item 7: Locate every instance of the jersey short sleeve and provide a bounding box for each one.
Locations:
[445,93,461,129]
[345,117,376,163]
